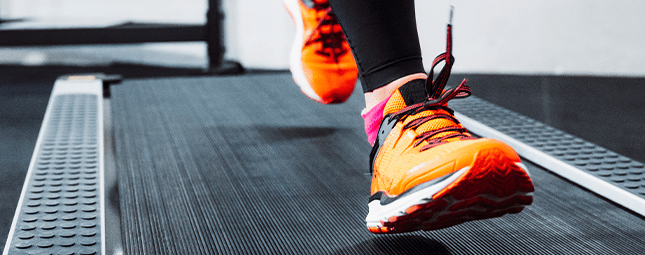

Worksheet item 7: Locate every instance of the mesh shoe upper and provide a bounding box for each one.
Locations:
[366,20,533,234]
[369,23,501,197]
[370,80,488,196]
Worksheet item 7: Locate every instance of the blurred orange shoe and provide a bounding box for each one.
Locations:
[364,22,534,234]
[283,0,358,104]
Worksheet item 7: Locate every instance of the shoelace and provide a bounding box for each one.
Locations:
[304,4,348,62]
[391,17,475,152]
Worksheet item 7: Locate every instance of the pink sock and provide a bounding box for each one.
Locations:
[362,96,391,146]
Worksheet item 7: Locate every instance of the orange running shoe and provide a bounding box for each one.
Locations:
[283,0,358,104]
[365,22,534,234]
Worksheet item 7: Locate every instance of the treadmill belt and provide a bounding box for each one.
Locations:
[110,73,645,254]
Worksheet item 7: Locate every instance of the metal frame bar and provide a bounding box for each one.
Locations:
[0,24,205,46]
[0,0,224,70]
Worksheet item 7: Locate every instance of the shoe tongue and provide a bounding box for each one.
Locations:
[383,79,428,116]
[382,79,462,142]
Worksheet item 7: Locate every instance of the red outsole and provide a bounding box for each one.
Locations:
[370,147,535,234]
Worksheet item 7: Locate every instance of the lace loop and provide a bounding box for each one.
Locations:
[391,23,475,151]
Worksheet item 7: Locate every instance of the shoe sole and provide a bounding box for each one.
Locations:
[366,147,534,234]
[283,0,325,103]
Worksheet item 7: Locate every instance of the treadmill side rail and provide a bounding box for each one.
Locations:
[3,77,105,255]
[452,96,645,217]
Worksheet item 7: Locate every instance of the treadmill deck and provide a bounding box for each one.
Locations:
[106,73,645,254]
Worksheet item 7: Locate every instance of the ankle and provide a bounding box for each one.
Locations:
[362,98,390,145]
[363,73,427,111]
[361,73,427,145]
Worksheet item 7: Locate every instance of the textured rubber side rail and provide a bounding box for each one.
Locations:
[3,77,105,255]
[451,96,645,216]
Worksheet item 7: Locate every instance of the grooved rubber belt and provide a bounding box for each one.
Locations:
[111,74,645,255]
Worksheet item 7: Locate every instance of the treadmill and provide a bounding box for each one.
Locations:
[4,73,645,254]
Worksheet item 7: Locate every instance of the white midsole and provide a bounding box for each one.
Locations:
[365,162,530,228]
[283,0,323,102]
[365,166,469,227]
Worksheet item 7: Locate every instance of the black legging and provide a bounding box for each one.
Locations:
[328,0,425,93]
